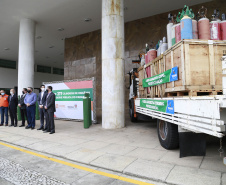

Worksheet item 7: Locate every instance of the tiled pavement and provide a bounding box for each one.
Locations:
[0,119,226,185]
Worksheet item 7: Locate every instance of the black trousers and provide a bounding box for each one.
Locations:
[39,108,46,128]
[46,111,55,132]
[9,108,17,126]
[20,108,28,126]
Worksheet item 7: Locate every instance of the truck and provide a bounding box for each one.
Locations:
[129,40,226,157]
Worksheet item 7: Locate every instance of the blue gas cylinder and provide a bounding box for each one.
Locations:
[181,15,193,40]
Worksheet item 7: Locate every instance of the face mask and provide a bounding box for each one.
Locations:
[41,88,45,92]
[10,92,13,95]
[1,93,5,95]
[27,90,31,93]
[22,91,25,94]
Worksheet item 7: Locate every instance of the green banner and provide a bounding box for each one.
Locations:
[142,66,178,87]
[53,88,93,101]
[140,99,174,114]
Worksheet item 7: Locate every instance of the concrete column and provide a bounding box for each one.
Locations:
[18,19,35,95]
[102,0,125,129]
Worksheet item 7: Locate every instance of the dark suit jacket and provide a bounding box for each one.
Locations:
[38,91,48,107]
[9,94,18,111]
[46,92,56,112]
[19,94,27,110]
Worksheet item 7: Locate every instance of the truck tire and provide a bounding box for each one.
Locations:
[157,119,179,150]
[129,99,137,122]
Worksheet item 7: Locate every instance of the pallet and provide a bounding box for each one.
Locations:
[139,40,226,98]
[166,90,223,97]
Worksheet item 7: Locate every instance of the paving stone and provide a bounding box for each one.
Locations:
[91,154,137,172]
[126,147,167,161]
[13,137,41,147]
[43,144,81,157]
[200,156,226,173]
[76,140,111,150]
[66,148,105,163]
[166,166,221,185]
[159,151,203,168]
[124,159,174,182]
[99,143,137,155]
[27,141,61,151]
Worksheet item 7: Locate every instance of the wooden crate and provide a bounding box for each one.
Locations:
[140,40,226,98]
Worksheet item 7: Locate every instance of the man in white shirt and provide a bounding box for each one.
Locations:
[37,85,48,130]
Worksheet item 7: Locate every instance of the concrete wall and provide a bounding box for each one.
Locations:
[64,0,226,122]
[0,67,64,89]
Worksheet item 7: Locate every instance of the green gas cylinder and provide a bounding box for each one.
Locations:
[35,95,40,120]
[83,93,92,129]
[17,95,22,121]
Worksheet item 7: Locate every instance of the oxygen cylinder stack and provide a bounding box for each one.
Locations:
[210,9,221,40]
[143,5,226,69]
[221,13,226,40]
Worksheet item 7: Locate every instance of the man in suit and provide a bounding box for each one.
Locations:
[9,89,18,127]
[18,88,29,127]
[44,86,56,134]
[37,85,48,130]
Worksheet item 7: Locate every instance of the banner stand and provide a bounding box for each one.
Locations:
[44,77,97,123]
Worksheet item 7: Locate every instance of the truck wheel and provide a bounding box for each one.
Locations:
[129,99,137,122]
[157,119,179,150]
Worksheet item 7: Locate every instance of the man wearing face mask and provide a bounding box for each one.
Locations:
[0,90,9,126]
[37,85,48,130]
[18,88,29,127]
[24,87,37,130]
[44,86,56,134]
[8,89,18,127]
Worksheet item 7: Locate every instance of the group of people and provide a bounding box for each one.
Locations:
[0,85,56,134]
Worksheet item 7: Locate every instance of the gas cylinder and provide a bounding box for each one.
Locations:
[210,9,221,40]
[198,18,211,40]
[157,40,162,56]
[161,37,168,54]
[221,13,226,40]
[175,23,181,43]
[181,6,193,40]
[167,13,173,48]
[181,15,193,40]
[192,19,198,39]
[147,49,156,77]
[198,6,210,40]
[171,25,176,46]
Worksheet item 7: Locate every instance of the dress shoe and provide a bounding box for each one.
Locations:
[37,127,43,130]
[43,130,50,133]
[0,124,3,126]
[19,125,25,127]
[9,125,14,127]
[49,131,55,134]
[25,126,31,129]
[31,127,35,130]
[14,125,17,127]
